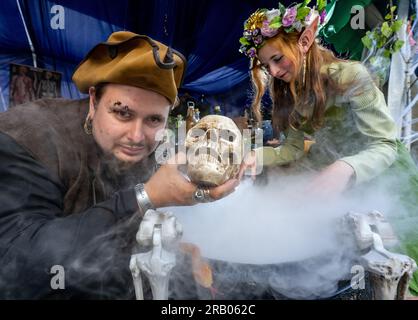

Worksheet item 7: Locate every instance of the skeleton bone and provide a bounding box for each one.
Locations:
[185,115,242,186]
[361,232,416,299]
[129,210,182,300]
[345,210,398,250]
[345,211,417,300]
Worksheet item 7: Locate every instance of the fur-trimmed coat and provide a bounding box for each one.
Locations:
[0,98,156,299]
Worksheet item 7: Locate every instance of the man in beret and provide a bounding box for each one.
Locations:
[0,31,239,299]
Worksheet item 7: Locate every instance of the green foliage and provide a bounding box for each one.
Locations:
[317,0,327,12]
[297,7,311,20]
[393,40,405,52]
[278,2,286,15]
[381,22,393,38]
[383,49,391,58]
[269,15,282,29]
[361,5,405,58]
[239,37,250,46]
[392,20,403,32]
[361,31,373,50]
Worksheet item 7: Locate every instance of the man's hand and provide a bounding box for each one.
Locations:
[144,153,239,208]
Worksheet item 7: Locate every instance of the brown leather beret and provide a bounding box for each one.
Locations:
[72,31,187,105]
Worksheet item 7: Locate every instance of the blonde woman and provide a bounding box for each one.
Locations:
[238,1,418,296]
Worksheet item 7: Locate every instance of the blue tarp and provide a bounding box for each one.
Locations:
[0,0,288,114]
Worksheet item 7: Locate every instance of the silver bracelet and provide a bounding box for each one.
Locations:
[134,183,155,214]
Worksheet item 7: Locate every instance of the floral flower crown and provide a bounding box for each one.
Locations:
[239,0,328,59]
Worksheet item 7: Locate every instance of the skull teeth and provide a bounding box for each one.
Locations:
[195,150,221,164]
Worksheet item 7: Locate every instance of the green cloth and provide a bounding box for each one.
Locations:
[256,61,418,294]
[320,0,373,60]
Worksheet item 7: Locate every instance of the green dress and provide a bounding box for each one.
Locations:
[257,61,418,295]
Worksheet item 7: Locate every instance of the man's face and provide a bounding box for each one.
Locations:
[88,84,171,165]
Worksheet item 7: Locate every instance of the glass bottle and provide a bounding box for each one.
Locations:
[193,108,200,123]
[214,105,222,115]
[186,102,195,133]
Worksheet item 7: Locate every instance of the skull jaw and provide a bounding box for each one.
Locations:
[187,162,239,187]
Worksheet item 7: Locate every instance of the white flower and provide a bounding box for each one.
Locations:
[293,21,303,32]
[305,10,319,26]
[265,9,280,22]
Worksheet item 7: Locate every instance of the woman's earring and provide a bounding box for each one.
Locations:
[302,55,306,87]
[84,116,93,135]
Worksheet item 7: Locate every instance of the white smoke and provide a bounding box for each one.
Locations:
[166,171,406,299]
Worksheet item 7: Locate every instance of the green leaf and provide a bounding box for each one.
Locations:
[279,3,286,15]
[392,39,405,52]
[361,35,373,50]
[302,0,311,6]
[297,7,311,20]
[239,37,250,46]
[317,0,327,12]
[270,21,282,29]
[392,20,403,32]
[370,30,380,41]
[270,16,281,25]
[385,13,392,20]
[376,34,386,49]
[383,49,391,58]
[381,22,393,38]
[390,6,397,13]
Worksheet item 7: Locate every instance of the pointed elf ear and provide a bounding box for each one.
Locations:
[298,16,319,54]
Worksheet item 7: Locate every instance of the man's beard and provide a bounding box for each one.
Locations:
[102,150,146,173]
[99,144,157,184]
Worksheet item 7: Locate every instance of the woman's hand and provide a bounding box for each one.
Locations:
[238,150,258,180]
[306,160,355,197]
[144,153,239,208]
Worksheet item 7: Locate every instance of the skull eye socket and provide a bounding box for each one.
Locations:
[189,128,205,139]
[220,129,236,142]
[205,128,219,141]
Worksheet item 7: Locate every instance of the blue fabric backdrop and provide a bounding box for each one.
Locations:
[0,0,296,114]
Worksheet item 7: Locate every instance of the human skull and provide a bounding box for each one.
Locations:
[185,115,242,187]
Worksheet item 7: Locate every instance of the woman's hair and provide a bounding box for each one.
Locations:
[250,29,345,133]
